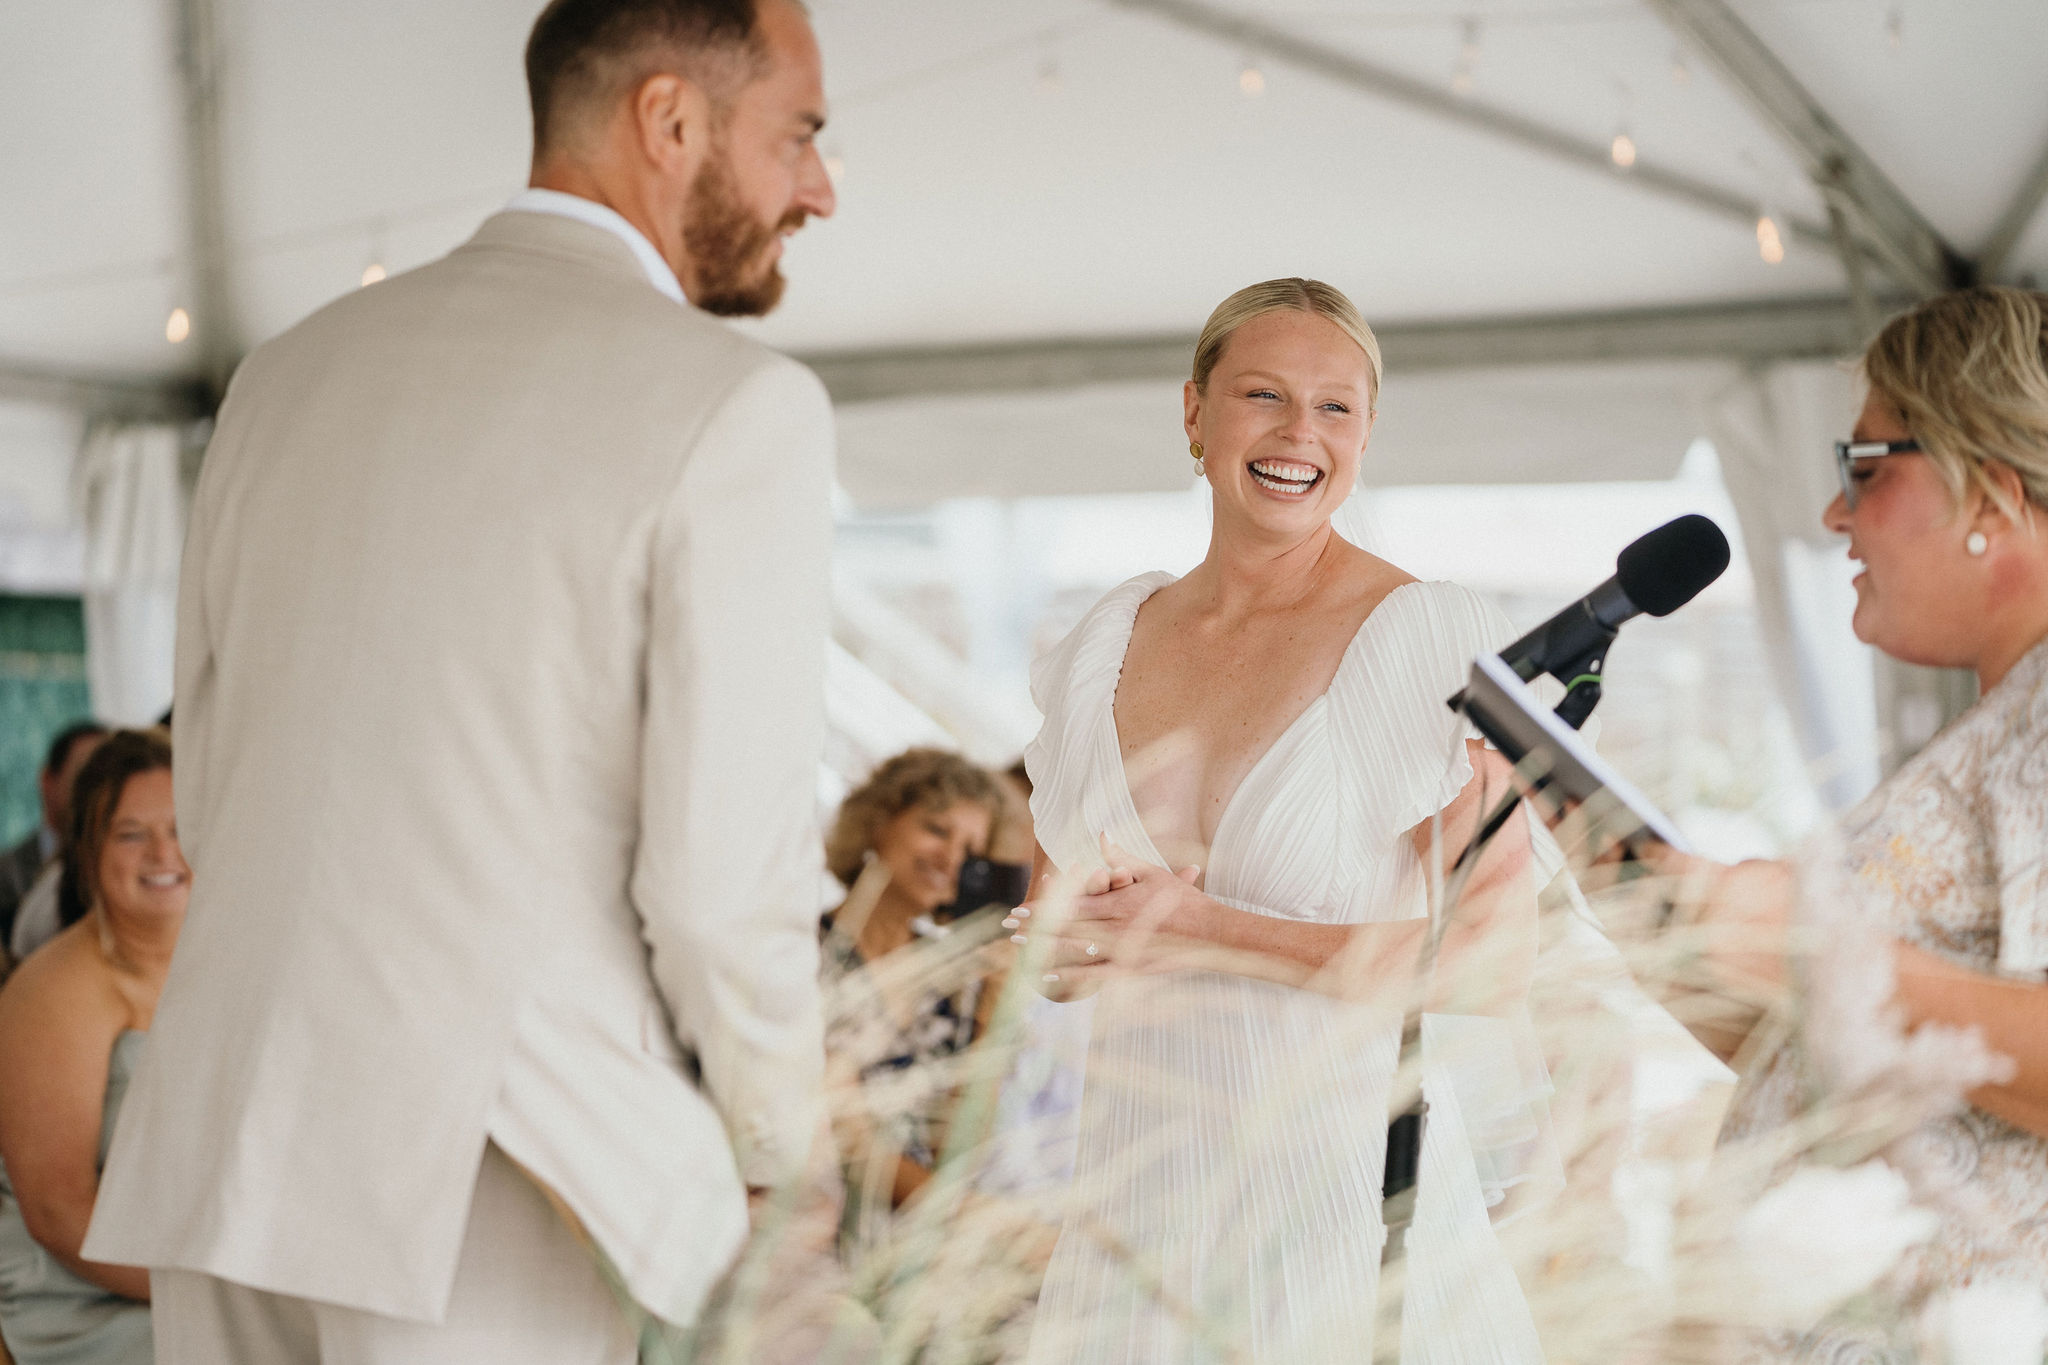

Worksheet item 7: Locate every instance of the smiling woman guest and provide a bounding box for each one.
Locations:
[820,748,1007,1220]
[0,730,184,1365]
[1654,286,2048,1358]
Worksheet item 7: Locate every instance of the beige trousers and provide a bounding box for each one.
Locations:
[151,1144,639,1365]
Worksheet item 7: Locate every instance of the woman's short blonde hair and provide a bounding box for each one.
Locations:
[1863,285,2048,520]
[1191,278,1383,411]
[825,747,1005,887]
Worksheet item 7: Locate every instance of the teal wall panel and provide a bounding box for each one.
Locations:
[0,596,93,848]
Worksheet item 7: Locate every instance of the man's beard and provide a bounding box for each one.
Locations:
[682,147,803,317]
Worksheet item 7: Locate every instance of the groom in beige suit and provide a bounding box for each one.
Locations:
[83,2,839,1360]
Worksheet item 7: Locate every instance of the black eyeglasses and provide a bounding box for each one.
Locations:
[1833,438,1921,509]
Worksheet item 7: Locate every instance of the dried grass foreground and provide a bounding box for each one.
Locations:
[650,794,2035,1365]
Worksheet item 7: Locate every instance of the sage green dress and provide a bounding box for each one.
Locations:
[0,1030,150,1364]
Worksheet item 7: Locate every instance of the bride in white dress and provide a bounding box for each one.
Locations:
[1016,279,1553,1363]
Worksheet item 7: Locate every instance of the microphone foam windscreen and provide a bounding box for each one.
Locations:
[1615,514,1732,616]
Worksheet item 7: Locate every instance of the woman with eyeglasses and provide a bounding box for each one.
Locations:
[1653,285,2048,1353]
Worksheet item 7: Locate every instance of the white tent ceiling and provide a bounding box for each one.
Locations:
[3,0,2046,497]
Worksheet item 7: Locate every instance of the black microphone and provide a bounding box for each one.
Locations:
[1496,514,1730,727]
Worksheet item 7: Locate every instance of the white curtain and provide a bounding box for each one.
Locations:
[1707,362,1880,811]
[74,422,187,726]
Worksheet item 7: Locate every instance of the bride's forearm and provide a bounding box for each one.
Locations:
[1168,871,1532,1010]
[1168,896,1425,995]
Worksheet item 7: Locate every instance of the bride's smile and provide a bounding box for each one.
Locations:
[1183,306,1376,543]
[1246,458,1324,495]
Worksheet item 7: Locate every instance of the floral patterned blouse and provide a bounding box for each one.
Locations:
[1733,631,2048,1347]
[820,917,988,1173]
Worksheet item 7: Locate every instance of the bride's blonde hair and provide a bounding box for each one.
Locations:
[1191,278,1383,412]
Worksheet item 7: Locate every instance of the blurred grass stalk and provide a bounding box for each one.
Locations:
[670,800,2001,1363]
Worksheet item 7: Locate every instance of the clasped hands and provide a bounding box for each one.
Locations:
[1003,835,1207,994]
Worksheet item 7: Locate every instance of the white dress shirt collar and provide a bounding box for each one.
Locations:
[503,188,686,306]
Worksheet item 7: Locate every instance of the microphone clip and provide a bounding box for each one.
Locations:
[1547,632,1613,732]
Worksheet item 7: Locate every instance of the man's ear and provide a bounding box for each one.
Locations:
[631,71,713,176]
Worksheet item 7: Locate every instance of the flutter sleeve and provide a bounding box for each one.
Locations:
[1337,580,1564,1217]
[1023,572,1176,875]
[1326,579,1510,844]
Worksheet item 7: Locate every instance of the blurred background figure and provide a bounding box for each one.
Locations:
[975,760,1092,1223]
[820,747,1009,1222]
[987,761,1037,881]
[0,729,185,1365]
[0,724,107,974]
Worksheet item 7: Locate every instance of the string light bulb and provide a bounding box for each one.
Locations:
[1610,85,1636,170]
[1756,213,1786,264]
[360,222,390,288]
[1238,59,1265,96]
[1451,20,1481,95]
[165,307,192,344]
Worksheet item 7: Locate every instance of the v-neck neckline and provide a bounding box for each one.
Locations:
[1103,574,1423,881]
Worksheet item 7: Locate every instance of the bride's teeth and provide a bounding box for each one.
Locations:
[1248,460,1322,492]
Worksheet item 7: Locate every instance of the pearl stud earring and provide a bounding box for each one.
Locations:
[1967,531,1989,557]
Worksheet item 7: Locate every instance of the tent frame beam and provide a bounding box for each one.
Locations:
[0,361,211,423]
[1106,0,1842,255]
[802,294,1879,404]
[1643,0,1968,296]
[1979,132,2048,283]
[9,296,1882,412]
[175,0,242,402]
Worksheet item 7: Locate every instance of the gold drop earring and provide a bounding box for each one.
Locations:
[1190,441,1206,477]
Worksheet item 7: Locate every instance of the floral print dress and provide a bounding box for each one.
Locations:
[1731,633,2048,1357]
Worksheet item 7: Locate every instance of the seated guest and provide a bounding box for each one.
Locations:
[0,724,107,972]
[0,730,184,1364]
[820,748,1007,1220]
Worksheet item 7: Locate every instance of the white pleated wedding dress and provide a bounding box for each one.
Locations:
[1023,572,1554,1365]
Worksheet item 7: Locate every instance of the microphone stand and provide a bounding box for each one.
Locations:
[1377,632,1612,1359]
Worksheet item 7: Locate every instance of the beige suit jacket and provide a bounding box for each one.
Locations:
[82,211,834,1326]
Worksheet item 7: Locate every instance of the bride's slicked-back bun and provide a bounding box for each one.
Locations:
[1191,278,1383,410]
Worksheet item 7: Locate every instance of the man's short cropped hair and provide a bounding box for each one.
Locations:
[525,0,769,155]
